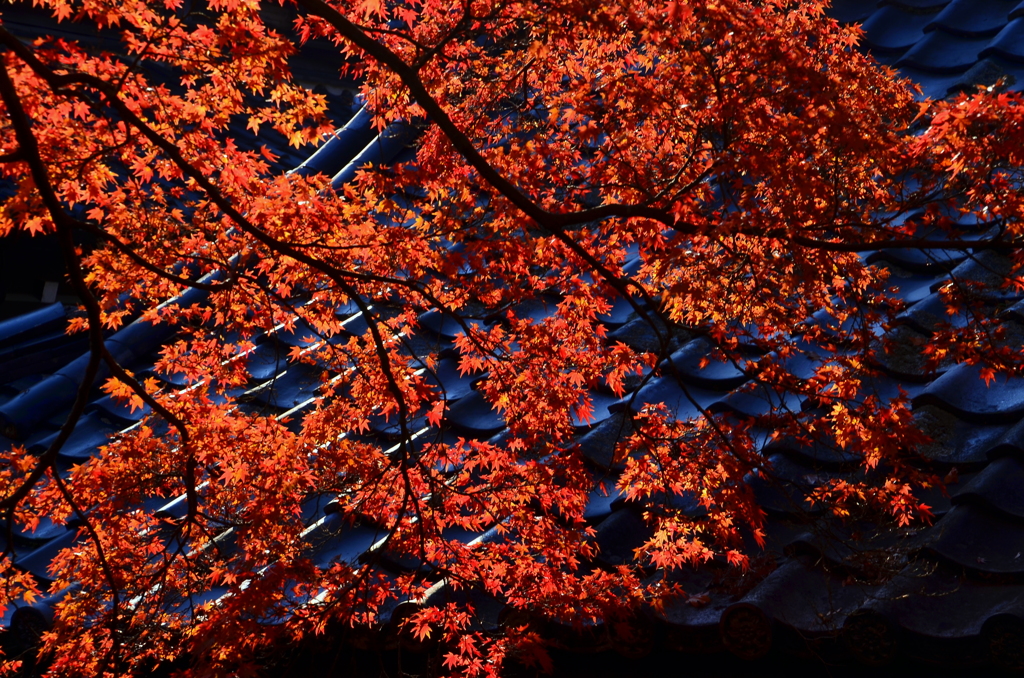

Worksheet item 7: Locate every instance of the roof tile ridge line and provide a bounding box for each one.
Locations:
[289,104,375,179]
[0,275,219,440]
[329,117,420,190]
[0,301,66,347]
[5,101,400,631]
[0,102,375,440]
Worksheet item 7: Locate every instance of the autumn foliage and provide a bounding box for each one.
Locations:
[0,0,1023,675]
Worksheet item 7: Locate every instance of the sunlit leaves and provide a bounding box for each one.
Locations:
[0,0,1022,675]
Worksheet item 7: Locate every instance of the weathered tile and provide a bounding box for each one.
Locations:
[708,382,804,419]
[895,291,971,334]
[304,513,388,570]
[12,529,81,583]
[419,356,477,403]
[730,558,877,636]
[914,363,1024,425]
[85,393,151,424]
[924,503,1024,574]
[913,403,1009,465]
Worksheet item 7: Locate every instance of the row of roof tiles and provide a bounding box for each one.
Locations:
[3,2,1024,673]
[4,208,1024,670]
[832,0,1024,98]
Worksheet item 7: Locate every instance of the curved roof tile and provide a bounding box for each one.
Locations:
[925,503,1024,574]
[0,302,65,347]
[29,410,120,460]
[913,363,1024,425]
[897,31,993,73]
[981,17,1024,62]
[913,404,1010,465]
[926,0,1016,38]
[863,6,939,53]
[952,456,1024,518]
[7,4,1024,672]
[858,561,1024,640]
[289,107,375,179]
[443,389,505,435]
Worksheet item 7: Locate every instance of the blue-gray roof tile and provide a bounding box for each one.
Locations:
[952,455,1024,518]
[914,363,1024,425]
[926,0,1016,38]
[898,29,992,74]
[6,3,1024,673]
[665,338,750,391]
[247,362,325,410]
[913,403,1009,464]
[981,17,1024,61]
[443,389,506,435]
[924,502,1024,573]
[29,410,119,460]
[863,6,939,53]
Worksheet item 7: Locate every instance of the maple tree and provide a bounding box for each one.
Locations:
[0,0,1023,675]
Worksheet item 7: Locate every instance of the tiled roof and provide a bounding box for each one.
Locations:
[3,2,1024,675]
[834,0,1024,98]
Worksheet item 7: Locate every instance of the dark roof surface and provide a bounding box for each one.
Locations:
[3,2,1024,675]
[834,0,1024,98]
